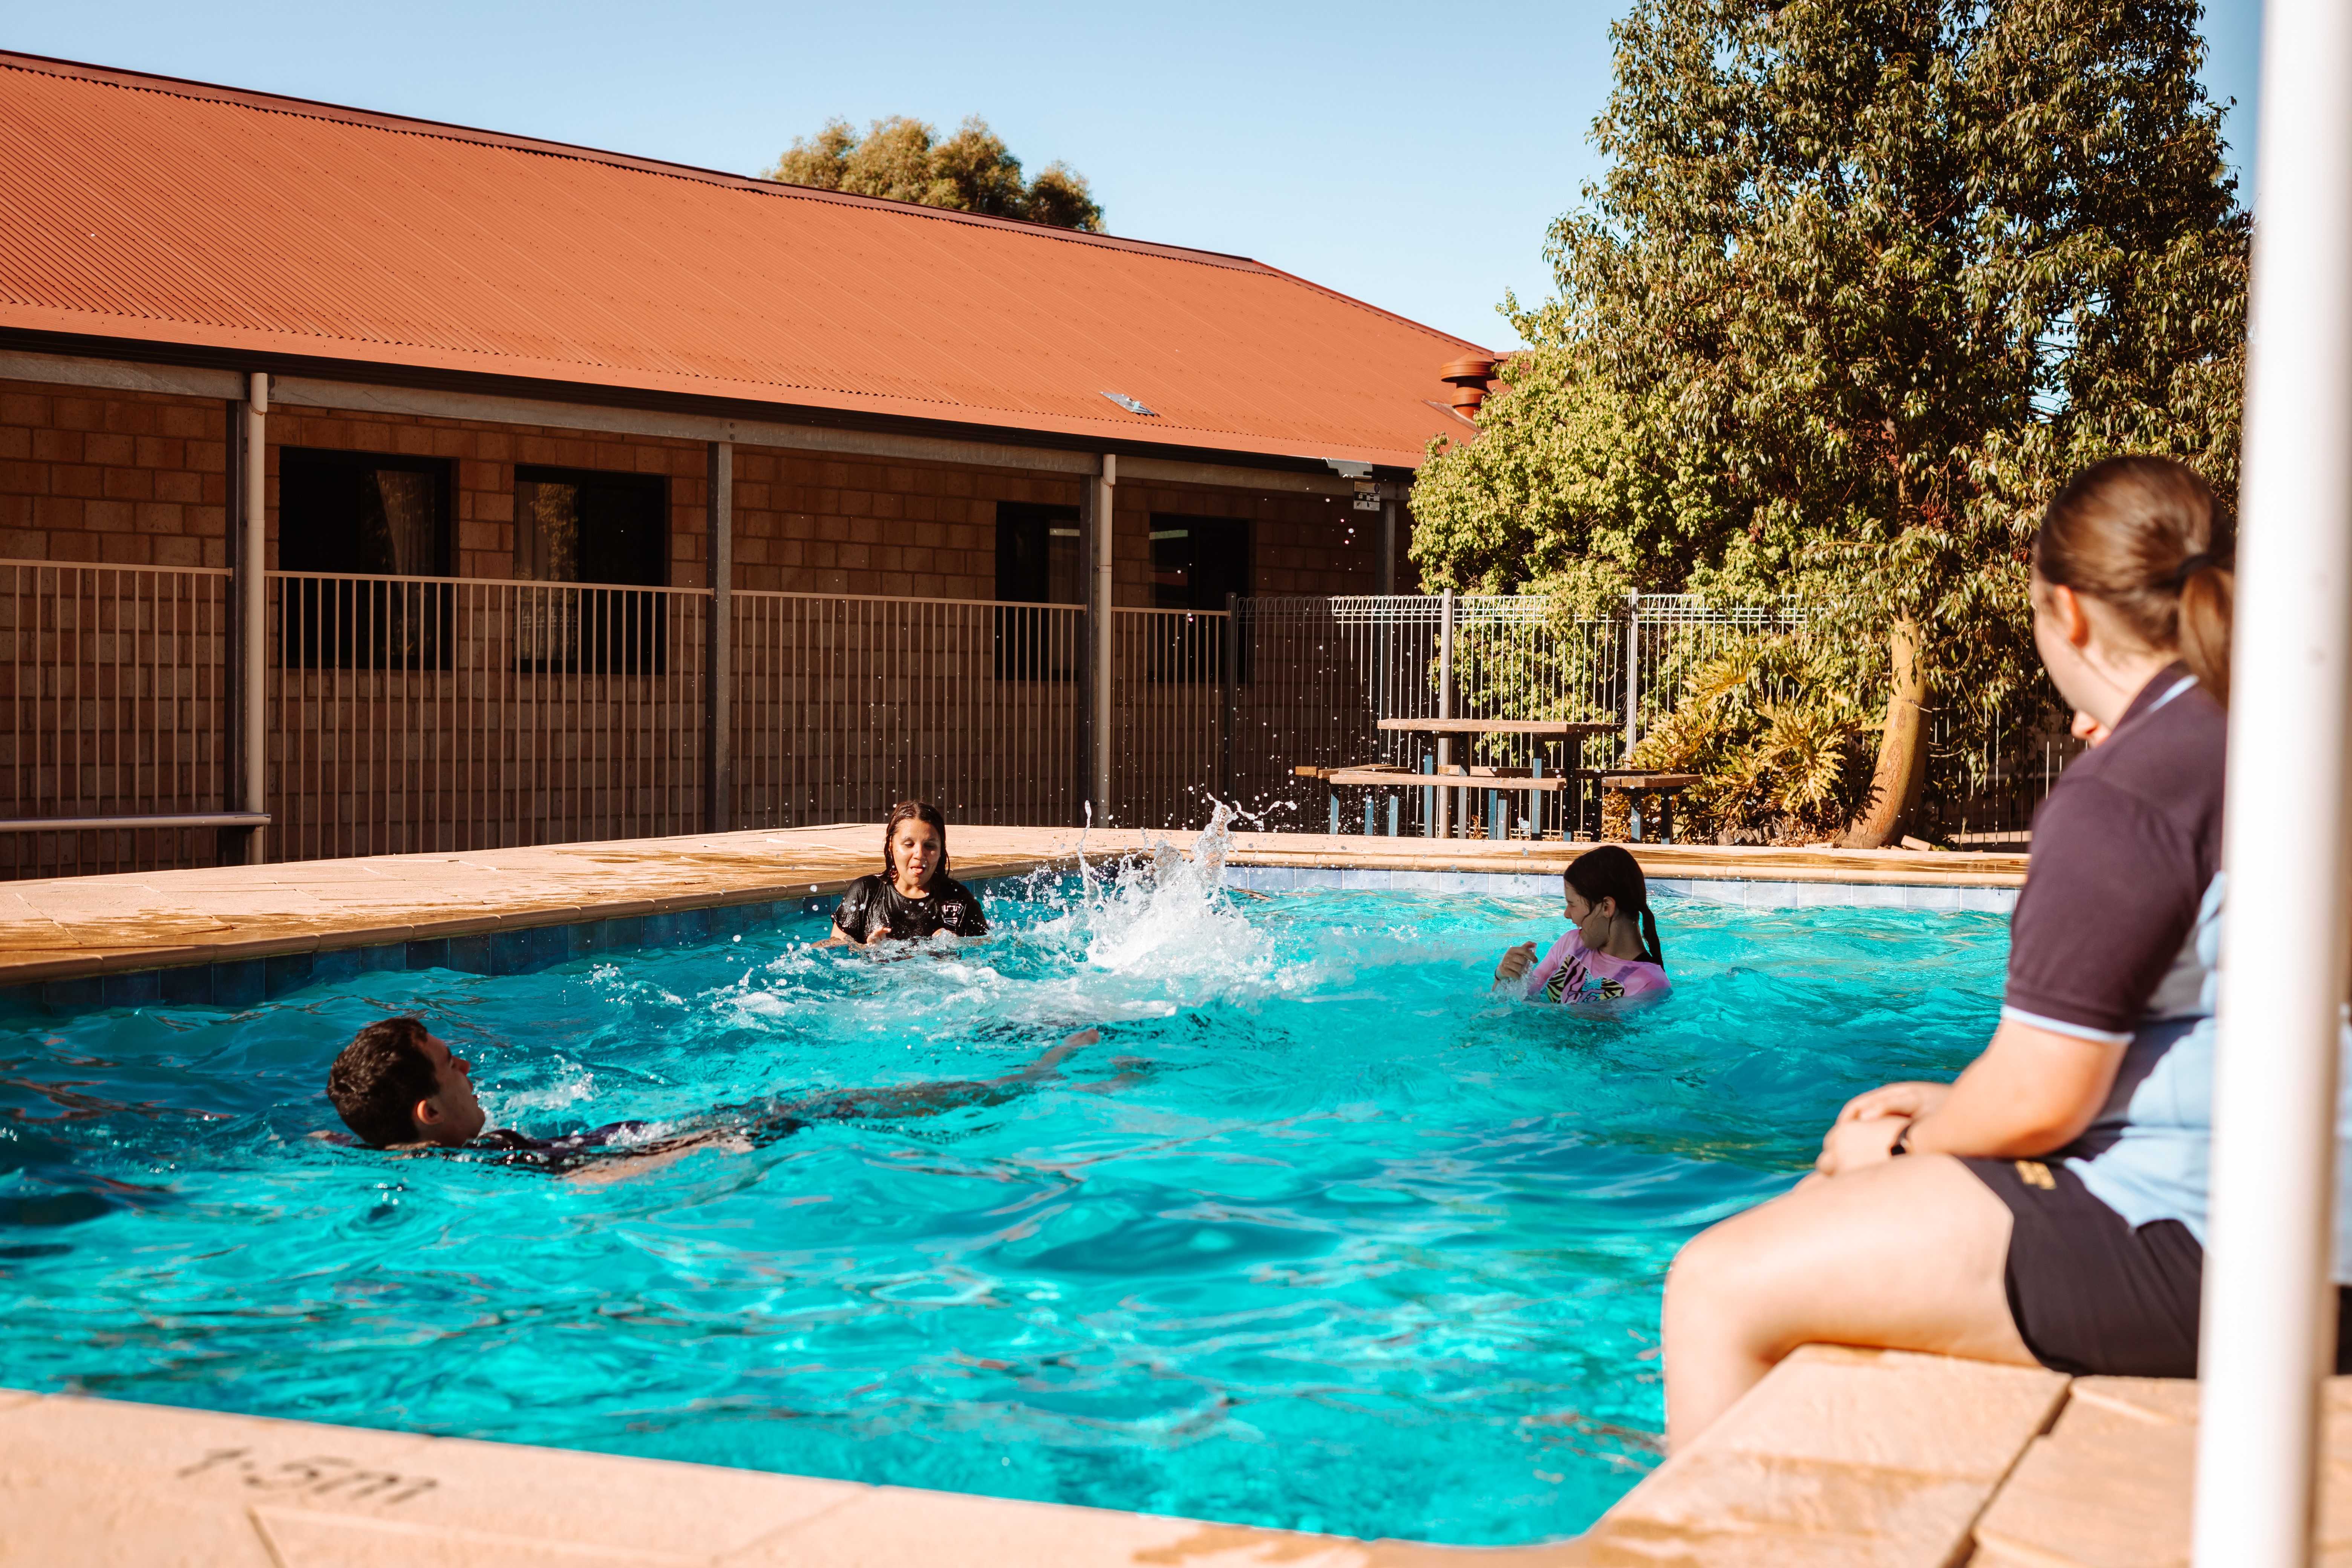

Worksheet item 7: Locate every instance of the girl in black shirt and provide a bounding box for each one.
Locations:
[823,800,989,946]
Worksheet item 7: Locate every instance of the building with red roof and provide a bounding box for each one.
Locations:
[0,51,1501,867]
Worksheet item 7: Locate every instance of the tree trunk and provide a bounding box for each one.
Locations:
[1842,620,1929,848]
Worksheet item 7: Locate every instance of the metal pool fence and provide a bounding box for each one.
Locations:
[0,569,2072,876]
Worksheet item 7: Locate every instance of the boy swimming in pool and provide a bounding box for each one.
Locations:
[324,1016,1098,1171]
[1493,845,1670,1005]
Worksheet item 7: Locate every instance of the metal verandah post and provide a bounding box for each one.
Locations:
[1089,454,1116,824]
[704,440,732,834]
[2192,0,2352,1560]
[233,372,268,866]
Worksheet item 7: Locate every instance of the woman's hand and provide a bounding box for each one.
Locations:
[1816,1113,1913,1178]
[1835,1081,1953,1125]
[1494,942,1538,986]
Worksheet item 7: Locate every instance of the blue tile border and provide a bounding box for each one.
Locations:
[0,865,2012,1018]
[1222,862,2017,912]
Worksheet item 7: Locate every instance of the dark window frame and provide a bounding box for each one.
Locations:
[513,464,670,589]
[1145,513,1250,683]
[510,465,672,676]
[994,502,1083,682]
[276,447,457,671]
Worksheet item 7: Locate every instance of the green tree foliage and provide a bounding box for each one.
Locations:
[1412,0,2246,842]
[766,116,1106,233]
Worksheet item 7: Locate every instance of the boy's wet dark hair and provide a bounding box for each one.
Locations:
[326,1016,438,1147]
[1566,844,1664,967]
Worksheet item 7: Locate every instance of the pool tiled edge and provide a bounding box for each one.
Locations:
[0,825,2026,1013]
[1221,864,2018,911]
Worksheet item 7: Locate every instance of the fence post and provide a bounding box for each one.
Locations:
[1435,589,1455,838]
[1221,592,1239,805]
[236,373,268,866]
[703,440,732,834]
[1622,589,1641,764]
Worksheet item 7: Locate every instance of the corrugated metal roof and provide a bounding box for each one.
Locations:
[0,53,1489,469]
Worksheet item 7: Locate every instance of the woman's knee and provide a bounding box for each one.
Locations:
[1665,1204,1782,1327]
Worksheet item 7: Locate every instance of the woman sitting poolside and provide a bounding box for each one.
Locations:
[821,799,989,946]
[1661,455,2266,1451]
[1493,845,1669,1004]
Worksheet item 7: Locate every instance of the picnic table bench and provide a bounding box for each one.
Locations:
[1297,720,1624,840]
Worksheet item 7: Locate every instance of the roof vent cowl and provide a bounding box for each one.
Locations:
[1438,355,1500,418]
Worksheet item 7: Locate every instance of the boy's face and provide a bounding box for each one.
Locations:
[410,1033,486,1146]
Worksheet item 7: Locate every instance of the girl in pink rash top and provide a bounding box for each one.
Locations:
[1493,845,1669,1005]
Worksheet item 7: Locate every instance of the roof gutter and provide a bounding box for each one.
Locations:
[0,330,1424,488]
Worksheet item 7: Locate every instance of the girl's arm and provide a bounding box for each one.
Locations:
[1816,1017,2127,1176]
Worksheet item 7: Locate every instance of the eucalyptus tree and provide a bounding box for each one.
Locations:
[1421,0,2245,843]
[766,115,1105,233]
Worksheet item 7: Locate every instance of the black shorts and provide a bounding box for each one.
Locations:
[1963,1155,2352,1378]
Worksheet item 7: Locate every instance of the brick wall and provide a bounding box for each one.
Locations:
[0,380,229,567]
[728,444,1066,599]
[0,377,1395,599]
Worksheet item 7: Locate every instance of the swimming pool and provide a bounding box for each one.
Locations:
[0,842,2007,1546]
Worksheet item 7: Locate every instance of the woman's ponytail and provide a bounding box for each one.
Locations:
[2177,558,2233,711]
[1639,906,1664,968]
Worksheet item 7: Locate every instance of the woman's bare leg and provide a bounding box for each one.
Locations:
[1663,1153,2037,1449]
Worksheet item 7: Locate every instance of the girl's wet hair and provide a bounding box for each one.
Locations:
[2035,456,2234,708]
[882,799,951,888]
[1566,844,1663,967]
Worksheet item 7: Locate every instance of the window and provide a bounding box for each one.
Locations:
[1150,516,1248,611]
[994,503,1082,681]
[514,467,668,587]
[995,503,1083,605]
[277,448,454,669]
[513,467,669,674]
[1147,515,1248,682]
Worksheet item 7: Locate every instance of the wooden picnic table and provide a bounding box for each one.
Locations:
[1368,718,1622,838]
[1375,718,1619,737]
[1599,771,1702,844]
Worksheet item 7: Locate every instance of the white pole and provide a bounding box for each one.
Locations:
[2194,3,2352,1562]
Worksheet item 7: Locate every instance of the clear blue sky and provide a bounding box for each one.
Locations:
[7,0,2264,349]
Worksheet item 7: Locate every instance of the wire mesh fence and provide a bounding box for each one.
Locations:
[1171,594,2074,842]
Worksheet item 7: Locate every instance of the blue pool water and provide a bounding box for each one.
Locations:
[0,842,2007,1545]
